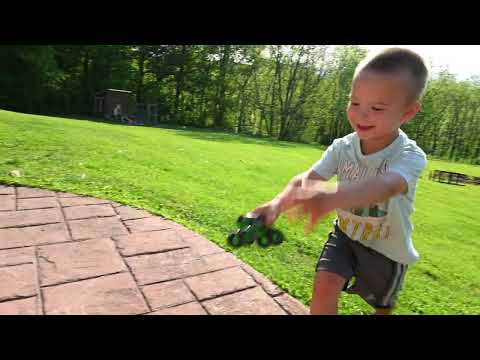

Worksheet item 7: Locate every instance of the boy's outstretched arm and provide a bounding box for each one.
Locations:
[332,172,407,209]
[252,170,327,227]
[332,172,408,208]
[285,172,408,230]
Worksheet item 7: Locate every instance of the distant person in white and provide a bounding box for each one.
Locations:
[113,104,122,122]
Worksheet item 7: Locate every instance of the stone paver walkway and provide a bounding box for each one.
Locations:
[0,185,309,315]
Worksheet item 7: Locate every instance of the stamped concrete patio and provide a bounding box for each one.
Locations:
[0,184,309,315]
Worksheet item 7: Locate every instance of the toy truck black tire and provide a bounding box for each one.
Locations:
[257,235,271,248]
[227,233,242,248]
[268,229,284,245]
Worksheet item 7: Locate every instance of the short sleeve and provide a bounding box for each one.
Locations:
[388,148,427,196]
[311,139,341,180]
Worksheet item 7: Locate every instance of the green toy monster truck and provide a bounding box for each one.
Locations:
[227,214,285,248]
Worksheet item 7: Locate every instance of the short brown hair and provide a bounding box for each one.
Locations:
[354,47,430,100]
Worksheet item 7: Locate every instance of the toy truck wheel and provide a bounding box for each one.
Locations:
[269,229,284,245]
[257,235,271,248]
[237,215,244,224]
[227,233,242,248]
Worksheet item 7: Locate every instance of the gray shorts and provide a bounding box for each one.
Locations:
[315,224,408,309]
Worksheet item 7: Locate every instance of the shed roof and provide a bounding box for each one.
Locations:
[106,89,132,94]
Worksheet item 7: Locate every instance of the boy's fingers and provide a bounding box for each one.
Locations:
[310,212,320,228]
[264,214,276,227]
[252,204,267,213]
[282,188,312,212]
[305,224,314,234]
[285,206,305,224]
[304,216,316,234]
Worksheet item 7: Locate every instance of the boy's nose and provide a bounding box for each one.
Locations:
[357,110,369,122]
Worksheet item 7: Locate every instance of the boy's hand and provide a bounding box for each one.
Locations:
[250,201,282,227]
[283,181,337,233]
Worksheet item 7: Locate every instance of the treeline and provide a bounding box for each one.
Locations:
[0,45,479,163]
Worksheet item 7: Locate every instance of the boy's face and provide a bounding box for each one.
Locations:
[347,69,420,147]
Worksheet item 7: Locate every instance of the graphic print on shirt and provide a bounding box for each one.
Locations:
[336,158,391,242]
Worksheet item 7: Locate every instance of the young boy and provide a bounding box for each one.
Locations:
[252,47,429,315]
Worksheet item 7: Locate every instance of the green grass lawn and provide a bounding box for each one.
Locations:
[1,109,479,315]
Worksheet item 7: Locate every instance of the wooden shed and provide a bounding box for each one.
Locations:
[94,89,135,120]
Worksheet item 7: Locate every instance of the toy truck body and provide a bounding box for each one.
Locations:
[227,214,284,248]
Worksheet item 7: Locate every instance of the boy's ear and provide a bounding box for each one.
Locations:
[401,101,421,124]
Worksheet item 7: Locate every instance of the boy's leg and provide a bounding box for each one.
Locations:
[310,271,347,315]
[374,307,393,315]
[312,228,354,315]
[346,241,408,315]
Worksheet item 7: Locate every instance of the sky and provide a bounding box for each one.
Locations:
[360,45,480,80]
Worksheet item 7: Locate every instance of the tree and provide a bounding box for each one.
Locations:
[0,46,60,113]
[213,45,231,128]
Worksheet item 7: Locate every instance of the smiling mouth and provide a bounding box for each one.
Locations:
[357,125,375,131]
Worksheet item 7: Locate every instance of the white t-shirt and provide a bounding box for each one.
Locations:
[311,130,427,265]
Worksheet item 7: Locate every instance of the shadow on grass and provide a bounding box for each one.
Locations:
[72,116,324,150]
[172,129,302,148]
[4,110,326,151]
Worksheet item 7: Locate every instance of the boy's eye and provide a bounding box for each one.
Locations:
[372,107,384,112]
[350,102,359,106]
